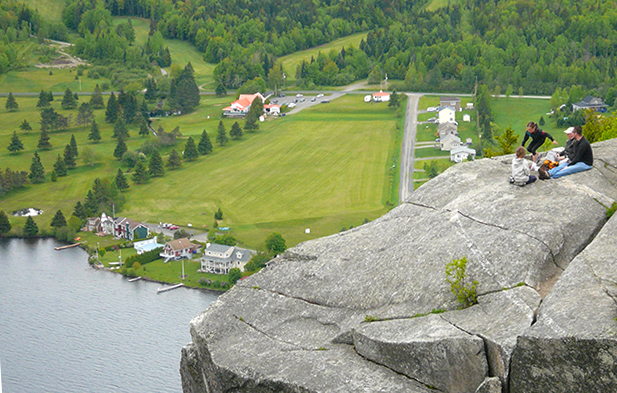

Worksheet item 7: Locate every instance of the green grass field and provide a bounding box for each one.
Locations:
[279,32,368,85]
[30,0,65,24]
[0,94,399,250]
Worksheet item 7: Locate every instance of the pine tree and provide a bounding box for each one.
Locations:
[112,118,129,140]
[230,121,243,140]
[51,210,67,228]
[47,90,54,103]
[148,148,165,177]
[123,91,138,123]
[23,216,39,237]
[139,118,150,136]
[73,201,87,220]
[0,210,11,235]
[244,96,263,133]
[64,144,76,169]
[53,154,68,176]
[115,168,129,191]
[139,100,149,119]
[183,136,199,161]
[5,92,18,111]
[198,129,213,155]
[19,120,32,131]
[216,121,229,146]
[37,129,52,150]
[7,131,24,154]
[36,90,50,108]
[388,90,401,108]
[69,134,78,158]
[144,78,158,101]
[51,170,57,182]
[28,151,45,183]
[132,158,150,184]
[167,148,182,170]
[215,82,227,97]
[61,87,77,109]
[170,63,200,113]
[113,138,127,160]
[76,102,94,126]
[90,84,104,109]
[84,190,98,215]
[88,119,101,142]
[105,92,120,123]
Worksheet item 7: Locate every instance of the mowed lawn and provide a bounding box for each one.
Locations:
[0,94,398,249]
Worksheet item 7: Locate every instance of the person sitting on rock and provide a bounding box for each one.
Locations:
[556,126,579,163]
[539,126,593,179]
[521,121,558,163]
[511,146,537,186]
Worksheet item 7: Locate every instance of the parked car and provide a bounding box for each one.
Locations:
[427,107,438,112]
[279,93,286,97]
[427,117,438,123]
[300,98,305,102]
[316,93,324,98]
[296,93,303,97]
[311,97,316,102]
[320,99,330,103]
[168,225,179,230]
[293,99,298,103]
[287,102,297,108]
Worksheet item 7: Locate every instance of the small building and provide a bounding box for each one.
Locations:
[463,114,471,122]
[263,104,281,116]
[160,238,201,261]
[364,95,372,103]
[372,91,390,102]
[222,93,265,117]
[450,146,477,163]
[200,243,252,275]
[440,96,461,112]
[134,238,163,255]
[100,212,114,235]
[466,138,473,145]
[572,95,607,112]
[438,106,456,124]
[440,134,462,151]
[466,103,474,110]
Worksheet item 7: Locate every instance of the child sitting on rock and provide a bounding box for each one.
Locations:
[510,146,537,186]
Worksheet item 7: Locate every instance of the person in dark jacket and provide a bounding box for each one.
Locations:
[557,126,578,162]
[522,121,558,162]
[540,126,593,179]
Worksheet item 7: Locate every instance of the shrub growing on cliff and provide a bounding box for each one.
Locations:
[445,256,478,309]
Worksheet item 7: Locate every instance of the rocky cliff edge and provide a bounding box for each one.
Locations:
[181,138,617,393]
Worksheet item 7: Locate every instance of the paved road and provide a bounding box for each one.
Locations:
[399,93,422,204]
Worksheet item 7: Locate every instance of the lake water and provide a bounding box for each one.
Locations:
[0,238,218,393]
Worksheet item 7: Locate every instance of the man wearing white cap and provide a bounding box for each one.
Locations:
[539,126,593,179]
[556,126,578,163]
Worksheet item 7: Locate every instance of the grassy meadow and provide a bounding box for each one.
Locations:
[278,32,368,85]
[0,93,400,249]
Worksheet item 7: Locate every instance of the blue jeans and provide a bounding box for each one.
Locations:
[548,161,592,178]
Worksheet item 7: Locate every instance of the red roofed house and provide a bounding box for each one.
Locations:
[223,93,265,117]
[372,91,390,102]
[113,217,150,241]
[160,238,202,260]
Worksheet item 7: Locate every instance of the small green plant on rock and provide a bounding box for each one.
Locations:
[445,256,478,309]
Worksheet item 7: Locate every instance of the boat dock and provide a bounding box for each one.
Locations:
[54,242,81,251]
[128,276,142,282]
[156,283,183,294]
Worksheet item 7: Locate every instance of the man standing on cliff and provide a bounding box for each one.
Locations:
[539,126,593,179]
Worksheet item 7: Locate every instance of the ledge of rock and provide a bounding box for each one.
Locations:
[181,139,617,393]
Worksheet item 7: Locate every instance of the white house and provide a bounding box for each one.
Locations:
[100,212,114,235]
[263,104,281,116]
[200,243,252,275]
[440,134,462,151]
[438,106,456,124]
[372,91,390,102]
[222,93,265,117]
[463,114,471,122]
[450,146,477,163]
[160,238,201,261]
[572,95,608,112]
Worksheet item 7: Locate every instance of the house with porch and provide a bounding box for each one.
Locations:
[222,93,265,117]
[450,146,477,162]
[440,133,462,151]
[438,122,458,139]
[160,238,201,261]
[85,217,101,232]
[200,243,252,275]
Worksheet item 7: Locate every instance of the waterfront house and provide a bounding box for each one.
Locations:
[100,212,114,235]
[200,243,252,275]
[160,238,201,260]
[114,217,149,241]
[85,217,101,232]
